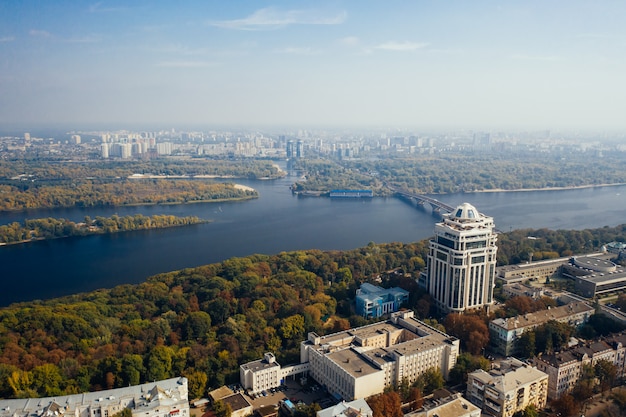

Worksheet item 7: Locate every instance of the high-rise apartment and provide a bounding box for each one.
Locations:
[427,202,497,313]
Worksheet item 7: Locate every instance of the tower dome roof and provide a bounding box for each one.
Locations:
[451,202,479,220]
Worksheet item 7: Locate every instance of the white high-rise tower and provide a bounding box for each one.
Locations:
[427,202,497,313]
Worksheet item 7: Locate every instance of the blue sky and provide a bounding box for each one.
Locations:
[1,1,625,130]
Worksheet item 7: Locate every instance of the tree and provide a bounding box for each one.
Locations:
[212,400,232,417]
[552,394,579,417]
[448,353,490,385]
[595,359,617,393]
[443,313,489,355]
[517,331,536,358]
[414,368,444,395]
[366,391,403,417]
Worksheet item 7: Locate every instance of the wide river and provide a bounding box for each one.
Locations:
[1,166,626,306]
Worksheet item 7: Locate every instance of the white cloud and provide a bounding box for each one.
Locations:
[156,61,216,68]
[29,29,52,38]
[338,36,359,47]
[0,36,15,42]
[374,41,429,51]
[209,7,347,30]
[510,54,560,61]
[274,47,319,55]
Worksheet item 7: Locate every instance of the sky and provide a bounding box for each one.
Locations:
[0,1,625,131]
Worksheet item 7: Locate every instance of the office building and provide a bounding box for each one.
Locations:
[355,283,409,318]
[466,358,547,417]
[300,311,459,401]
[426,202,497,313]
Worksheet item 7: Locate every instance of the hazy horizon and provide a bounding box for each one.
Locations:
[1,1,625,131]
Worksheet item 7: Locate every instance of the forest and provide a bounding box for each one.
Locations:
[0,214,206,245]
[0,180,257,212]
[0,224,625,401]
[0,159,282,211]
[292,153,626,195]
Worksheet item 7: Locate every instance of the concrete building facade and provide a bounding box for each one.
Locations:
[300,311,459,401]
[466,358,548,417]
[489,302,594,356]
[0,378,189,417]
[426,202,498,313]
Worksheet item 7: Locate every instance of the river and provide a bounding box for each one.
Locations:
[1,167,625,306]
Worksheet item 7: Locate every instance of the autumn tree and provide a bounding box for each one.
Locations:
[366,391,403,417]
[443,313,490,355]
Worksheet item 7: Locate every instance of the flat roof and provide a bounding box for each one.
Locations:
[327,348,381,378]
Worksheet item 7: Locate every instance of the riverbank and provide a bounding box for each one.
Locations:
[469,182,626,193]
[0,215,209,247]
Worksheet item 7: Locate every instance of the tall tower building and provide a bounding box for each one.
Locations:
[427,202,497,313]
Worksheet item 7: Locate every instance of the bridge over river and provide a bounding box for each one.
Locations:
[389,186,455,214]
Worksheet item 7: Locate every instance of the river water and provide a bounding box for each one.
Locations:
[1,167,625,306]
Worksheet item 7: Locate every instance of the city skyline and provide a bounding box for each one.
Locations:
[1,1,625,131]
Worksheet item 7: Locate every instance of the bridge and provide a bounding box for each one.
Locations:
[388,185,455,214]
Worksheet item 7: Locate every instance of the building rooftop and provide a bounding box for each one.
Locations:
[407,393,480,417]
[490,302,593,331]
[470,359,547,394]
[0,378,188,417]
[221,393,251,413]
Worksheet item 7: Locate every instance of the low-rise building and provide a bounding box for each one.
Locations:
[496,258,566,284]
[562,256,626,298]
[355,283,409,318]
[0,378,189,417]
[316,399,373,417]
[502,283,545,300]
[405,393,480,417]
[533,333,626,399]
[489,302,594,356]
[240,353,281,394]
[466,358,548,417]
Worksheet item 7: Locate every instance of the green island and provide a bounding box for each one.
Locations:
[0,214,208,245]
[291,154,626,195]
[0,224,625,401]
[0,159,281,211]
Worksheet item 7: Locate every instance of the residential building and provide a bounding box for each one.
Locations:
[426,202,498,313]
[489,302,594,356]
[355,283,409,318]
[466,358,548,417]
[300,311,459,401]
[405,393,480,417]
[502,282,545,300]
[533,333,626,399]
[0,377,188,417]
[316,399,373,417]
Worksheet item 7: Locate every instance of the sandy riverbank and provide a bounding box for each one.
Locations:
[234,184,256,192]
[469,182,626,193]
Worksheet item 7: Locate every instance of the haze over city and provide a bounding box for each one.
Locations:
[1,0,625,131]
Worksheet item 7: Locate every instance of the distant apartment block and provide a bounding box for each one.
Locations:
[533,332,626,399]
[355,283,409,318]
[300,311,459,401]
[489,301,594,356]
[466,358,548,417]
[0,377,188,417]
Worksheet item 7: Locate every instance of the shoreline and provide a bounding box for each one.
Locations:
[466,182,626,193]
